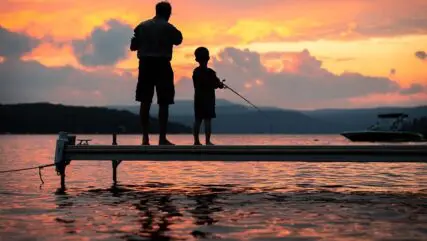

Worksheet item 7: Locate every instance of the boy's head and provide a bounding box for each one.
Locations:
[195,47,210,64]
[156,1,172,21]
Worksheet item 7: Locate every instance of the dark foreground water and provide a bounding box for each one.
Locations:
[0,135,426,241]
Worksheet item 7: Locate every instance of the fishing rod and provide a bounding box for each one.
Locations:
[221,79,273,134]
[221,80,262,112]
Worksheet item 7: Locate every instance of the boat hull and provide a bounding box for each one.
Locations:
[341,131,424,142]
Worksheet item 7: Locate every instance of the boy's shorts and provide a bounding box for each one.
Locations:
[194,100,216,119]
[135,57,175,105]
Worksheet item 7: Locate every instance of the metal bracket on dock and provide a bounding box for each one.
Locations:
[54,132,124,189]
[54,132,75,189]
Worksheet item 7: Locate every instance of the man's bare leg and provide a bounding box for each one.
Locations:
[193,118,202,145]
[159,104,174,145]
[140,103,151,145]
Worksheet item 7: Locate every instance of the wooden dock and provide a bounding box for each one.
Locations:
[64,144,427,162]
[53,132,427,189]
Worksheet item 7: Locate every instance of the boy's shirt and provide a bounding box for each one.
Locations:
[192,66,222,104]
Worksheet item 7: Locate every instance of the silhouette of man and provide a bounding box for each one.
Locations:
[130,1,183,145]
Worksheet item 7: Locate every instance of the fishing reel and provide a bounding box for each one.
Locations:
[220,79,228,89]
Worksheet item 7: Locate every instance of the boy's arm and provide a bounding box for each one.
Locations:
[211,70,224,89]
[192,69,201,89]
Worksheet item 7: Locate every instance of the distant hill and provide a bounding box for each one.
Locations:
[111,100,344,133]
[109,100,427,134]
[110,99,253,116]
[0,103,191,134]
[302,106,427,131]
[173,110,343,134]
[2,102,425,135]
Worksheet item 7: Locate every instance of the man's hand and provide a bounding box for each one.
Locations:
[130,36,138,51]
[172,26,183,46]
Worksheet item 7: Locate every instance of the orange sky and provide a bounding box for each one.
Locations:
[1,0,426,108]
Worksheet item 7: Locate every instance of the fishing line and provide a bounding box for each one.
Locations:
[0,163,55,185]
[221,80,274,139]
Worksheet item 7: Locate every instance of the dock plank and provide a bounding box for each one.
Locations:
[63,145,427,162]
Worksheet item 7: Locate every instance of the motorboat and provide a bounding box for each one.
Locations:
[341,113,424,142]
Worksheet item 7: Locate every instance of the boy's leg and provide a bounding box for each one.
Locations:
[204,118,213,145]
[193,118,202,145]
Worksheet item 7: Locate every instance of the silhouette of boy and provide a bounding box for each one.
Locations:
[192,47,224,145]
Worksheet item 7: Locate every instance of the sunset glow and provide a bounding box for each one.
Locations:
[1,0,426,109]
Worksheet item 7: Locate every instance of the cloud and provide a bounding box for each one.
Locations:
[390,68,396,76]
[0,26,39,59]
[415,51,426,61]
[3,0,427,47]
[349,92,427,108]
[176,47,415,108]
[400,84,426,95]
[0,58,136,106]
[72,19,133,67]
[1,45,425,109]
[351,16,427,40]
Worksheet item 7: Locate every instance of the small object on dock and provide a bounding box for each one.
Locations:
[77,139,92,145]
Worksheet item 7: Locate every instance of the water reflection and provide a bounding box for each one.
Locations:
[54,191,77,235]
[46,183,427,241]
[1,135,426,241]
[189,191,222,226]
[129,191,184,241]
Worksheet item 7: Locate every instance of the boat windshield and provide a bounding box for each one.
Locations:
[369,114,408,131]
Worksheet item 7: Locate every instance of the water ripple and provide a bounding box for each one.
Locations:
[0,135,426,241]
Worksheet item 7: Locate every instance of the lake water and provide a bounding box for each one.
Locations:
[0,135,426,241]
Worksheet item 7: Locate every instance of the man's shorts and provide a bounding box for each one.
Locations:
[135,57,175,105]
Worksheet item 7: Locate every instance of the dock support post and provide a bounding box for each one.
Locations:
[59,169,66,190]
[112,133,122,185]
[54,132,75,190]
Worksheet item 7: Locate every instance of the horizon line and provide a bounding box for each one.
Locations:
[1,101,426,112]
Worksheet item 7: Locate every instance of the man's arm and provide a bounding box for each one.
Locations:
[130,27,140,51]
[170,25,183,46]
